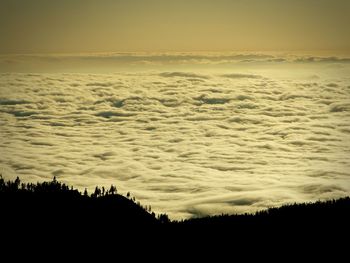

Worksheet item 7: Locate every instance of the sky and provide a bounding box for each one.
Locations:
[1,0,350,54]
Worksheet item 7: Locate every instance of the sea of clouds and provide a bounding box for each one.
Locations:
[1,53,350,219]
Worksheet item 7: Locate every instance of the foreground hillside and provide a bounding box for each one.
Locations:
[0,176,161,228]
[1,176,349,239]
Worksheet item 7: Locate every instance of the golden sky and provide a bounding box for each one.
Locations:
[1,0,349,54]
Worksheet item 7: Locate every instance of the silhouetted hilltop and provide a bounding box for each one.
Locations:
[173,197,350,235]
[0,176,162,232]
[1,176,349,240]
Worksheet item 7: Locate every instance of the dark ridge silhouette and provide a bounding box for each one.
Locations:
[172,197,350,235]
[0,176,160,235]
[1,176,349,243]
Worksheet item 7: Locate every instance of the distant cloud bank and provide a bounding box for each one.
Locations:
[1,52,350,73]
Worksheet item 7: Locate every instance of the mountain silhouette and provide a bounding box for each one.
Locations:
[1,176,349,247]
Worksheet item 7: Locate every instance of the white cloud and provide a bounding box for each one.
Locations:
[1,56,350,219]
[159,72,209,79]
[2,53,350,73]
[221,73,263,79]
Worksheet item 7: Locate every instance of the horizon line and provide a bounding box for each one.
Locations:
[1,50,350,57]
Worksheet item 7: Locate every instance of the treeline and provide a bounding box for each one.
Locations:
[0,175,170,227]
[1,176,349,233]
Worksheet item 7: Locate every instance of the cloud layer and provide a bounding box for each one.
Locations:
[2,53,350,74]
[1,58,350,219]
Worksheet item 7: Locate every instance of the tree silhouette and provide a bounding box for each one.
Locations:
[14,176,20,190]
[158,214,170,224]
[93,186,101,197]
[109,185,117,195]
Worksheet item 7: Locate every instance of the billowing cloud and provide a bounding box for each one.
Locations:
[221,73,263,79]
[159,72,209,79]
[294,56,350,63]
[0,56,350,220]
[2,53,350,73]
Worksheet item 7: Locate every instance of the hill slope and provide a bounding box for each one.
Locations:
[1,176,349,238]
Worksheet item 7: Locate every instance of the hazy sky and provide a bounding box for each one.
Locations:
[1,0,349,53]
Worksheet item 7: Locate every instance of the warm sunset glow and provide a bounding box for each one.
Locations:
[1,0,349,54]
[0,0,349,220]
